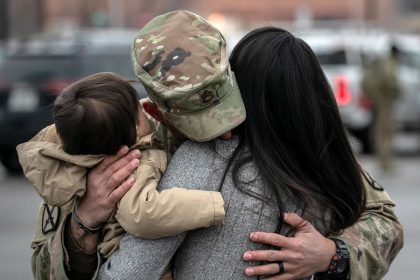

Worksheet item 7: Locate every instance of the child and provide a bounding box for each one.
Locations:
[17,72,225,260]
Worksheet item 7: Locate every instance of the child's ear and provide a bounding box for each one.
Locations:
[143,101,163,122]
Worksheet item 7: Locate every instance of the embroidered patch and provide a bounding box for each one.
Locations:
[362,170,384,191]
[41,203,61,234]
[201,90,216,104]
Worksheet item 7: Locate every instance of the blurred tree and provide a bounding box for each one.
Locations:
[90,10,108,27]
[0,0,8,40]
[8,0,43,38]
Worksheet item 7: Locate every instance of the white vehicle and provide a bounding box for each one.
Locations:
[299,30,420,153]
[392,34,420,132]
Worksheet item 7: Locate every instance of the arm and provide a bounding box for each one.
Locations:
[242,172,403,280]
[326,172,404,280]
[115,149,224,239]
[31,147,140,280]
[31,202,74,280]
[98,142,201,280]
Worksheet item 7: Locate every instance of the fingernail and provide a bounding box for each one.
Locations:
[131,159,140,167]
[127,177,135,184]
[244,268,254,276]
[132,149,141,158]
[243,252,252,260]
[250,232,255,240]
[121,146,129,153]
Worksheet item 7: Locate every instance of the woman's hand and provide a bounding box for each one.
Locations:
[76,146,141,228]
[243,213,336,280]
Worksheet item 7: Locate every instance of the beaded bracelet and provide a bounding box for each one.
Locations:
[72,199,103,234]
[326,239,349,278]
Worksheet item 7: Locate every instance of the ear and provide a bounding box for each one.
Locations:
[142,101,163,122]
[220,131,232,140]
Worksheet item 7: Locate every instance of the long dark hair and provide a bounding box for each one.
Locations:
[229,27,365,233]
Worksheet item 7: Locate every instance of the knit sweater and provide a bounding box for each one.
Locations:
[99,139,322,280]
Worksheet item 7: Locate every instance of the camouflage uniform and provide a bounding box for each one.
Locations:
[29,10,403,280]
[361,55,400,170]
[322,170,404,280]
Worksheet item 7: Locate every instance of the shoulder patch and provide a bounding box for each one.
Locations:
[41,203,61,234]
[362,170,384,191]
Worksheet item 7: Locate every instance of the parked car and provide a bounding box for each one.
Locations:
[0,42,5,65]
[0,29,147,173]
[300,30,420,153]
[391,34,420,132]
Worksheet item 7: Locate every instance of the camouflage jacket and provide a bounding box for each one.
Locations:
[361,56,401,105]
[29,104,403,280]
[317,170,404,280]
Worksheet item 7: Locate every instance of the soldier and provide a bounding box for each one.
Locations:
[362,45,401,171]
[26,10,403,280]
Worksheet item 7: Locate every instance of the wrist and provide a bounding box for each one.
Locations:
[320,238,338,272]
[67,199,103,253]
[326,238,350,279]
[68,216,100,253]
[75,198,103,229]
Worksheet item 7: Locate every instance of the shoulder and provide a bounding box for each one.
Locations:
[174,138,239,158]
[168,140,214,169]
[139,148,167,173]
[158,140,217,191]
[176,140,213,154]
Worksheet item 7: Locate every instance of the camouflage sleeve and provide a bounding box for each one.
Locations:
[379,58,400,100]
[31,202,101,280]
[31,200,70,280]
[325,172,404,280]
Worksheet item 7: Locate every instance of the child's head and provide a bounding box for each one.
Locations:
[53,72,140,155]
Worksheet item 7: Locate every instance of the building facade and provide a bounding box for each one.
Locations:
[3,0,420,39]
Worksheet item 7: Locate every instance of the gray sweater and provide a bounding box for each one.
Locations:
[99,139,320,280]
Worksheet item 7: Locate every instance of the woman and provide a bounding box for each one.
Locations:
[98,27,366,280]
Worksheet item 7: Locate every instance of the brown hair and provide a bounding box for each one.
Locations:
[53,72,140,155]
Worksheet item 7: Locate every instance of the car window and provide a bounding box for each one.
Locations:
[399,50,420,68]
[0,55,79,83]
[80,52,135,79]
[315,49,347,65]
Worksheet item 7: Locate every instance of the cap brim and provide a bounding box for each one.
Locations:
[163,80,246,142]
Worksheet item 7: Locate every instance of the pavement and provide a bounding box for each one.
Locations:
[0,152,419,279]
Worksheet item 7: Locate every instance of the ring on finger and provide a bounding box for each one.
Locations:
[277,261,285,274]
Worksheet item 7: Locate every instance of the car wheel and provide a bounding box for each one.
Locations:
[0,151,22,174]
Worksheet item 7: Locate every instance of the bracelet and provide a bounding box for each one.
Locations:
[72,199,103,234]
[327,238,349,279]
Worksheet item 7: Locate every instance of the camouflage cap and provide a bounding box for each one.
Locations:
[131,10,246,142]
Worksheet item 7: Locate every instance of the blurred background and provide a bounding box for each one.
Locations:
[0,0,419,279]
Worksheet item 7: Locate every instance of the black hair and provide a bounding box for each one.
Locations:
[390,44,400,58]
[229,27,365,234]
[53,72,140,155]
